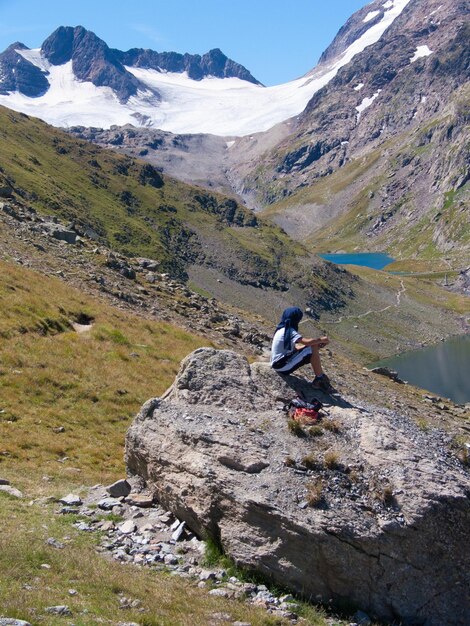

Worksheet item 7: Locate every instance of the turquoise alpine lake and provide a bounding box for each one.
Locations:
[370,334,470,404]
[319,252,395,270]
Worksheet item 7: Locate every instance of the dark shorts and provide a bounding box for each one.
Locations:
[272,346,312,374]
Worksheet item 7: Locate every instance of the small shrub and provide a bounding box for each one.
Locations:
[381,485,395,506]
[324,450,341,470]
[302,454,321,470]
[284,456,296,467]
[307,425,323,437]
[370,477,395,506]
[323,419,341,433]
[287,419,305,437]
[306,479,324,507]
[349,469,360,483]
[457,446,469,467]
[416,418,430,431]
[202,537,224,568]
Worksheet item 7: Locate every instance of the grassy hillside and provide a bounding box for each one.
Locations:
[0,105,306,289]
[2,260,325,625]
[0,261,206,487]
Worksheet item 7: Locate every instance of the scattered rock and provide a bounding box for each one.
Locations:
[46,537,65,549]
[0,485,23,498]
[106,479,131,498]
[44,606,72,616]
[171,521,186,542]
[97,497,122,510]
[0,620,32,626]
[118,520,136,534]
[58,493,82,506]
[370,366,405,383]
[126,493,153,507]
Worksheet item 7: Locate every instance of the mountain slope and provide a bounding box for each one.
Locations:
[233,0,469,264]
[0,104,364,322]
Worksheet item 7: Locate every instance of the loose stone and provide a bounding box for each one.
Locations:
[44,606,72,616]
[118,520,136,534]
[97,497,121,510]
[59,493,82,506]
[126,493,153,507]
[0,485,23,498]
[171,521,186,541]
[46,537,65,549]
[106,479,131,498]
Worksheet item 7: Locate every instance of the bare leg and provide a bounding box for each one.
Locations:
[310,345,323,376]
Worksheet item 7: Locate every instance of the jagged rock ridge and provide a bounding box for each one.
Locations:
[0,25,260,104]
[126,347,470,626]
[112,46,261,85]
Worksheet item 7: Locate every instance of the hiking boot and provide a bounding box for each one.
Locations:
[312,374,334,393]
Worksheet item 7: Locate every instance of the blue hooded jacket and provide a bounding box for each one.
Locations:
[276,307,303,351]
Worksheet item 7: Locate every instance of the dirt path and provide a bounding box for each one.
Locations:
[324,280,406,325]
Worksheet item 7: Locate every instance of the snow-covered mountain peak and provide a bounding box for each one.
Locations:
[0,1,414,136]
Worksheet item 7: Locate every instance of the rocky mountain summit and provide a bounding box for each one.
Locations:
[41,26,145,102]
[126,348,470,626]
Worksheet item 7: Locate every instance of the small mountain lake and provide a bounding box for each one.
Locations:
[319,252,395,270]
[370,335,470,404]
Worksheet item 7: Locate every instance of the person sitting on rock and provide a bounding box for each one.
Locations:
[270,306,333,392]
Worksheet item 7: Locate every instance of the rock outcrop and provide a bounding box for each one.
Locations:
[126,348,470,626]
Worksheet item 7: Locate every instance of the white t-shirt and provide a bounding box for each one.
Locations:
[270,328,302,365]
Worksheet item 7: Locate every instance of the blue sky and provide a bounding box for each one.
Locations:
[0,0,368,85]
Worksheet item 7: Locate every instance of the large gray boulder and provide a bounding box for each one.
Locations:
[126,348,470,626]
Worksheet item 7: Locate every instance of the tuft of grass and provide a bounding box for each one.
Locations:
[456,446,469,467]
[323,420,341,434]
[306,479,324,507]
[302,454,321,471]
[307,425,324,437]
[416,418,431,432]
[324,451,341,470]
[373,483,396,507]
[287,419,305,437]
